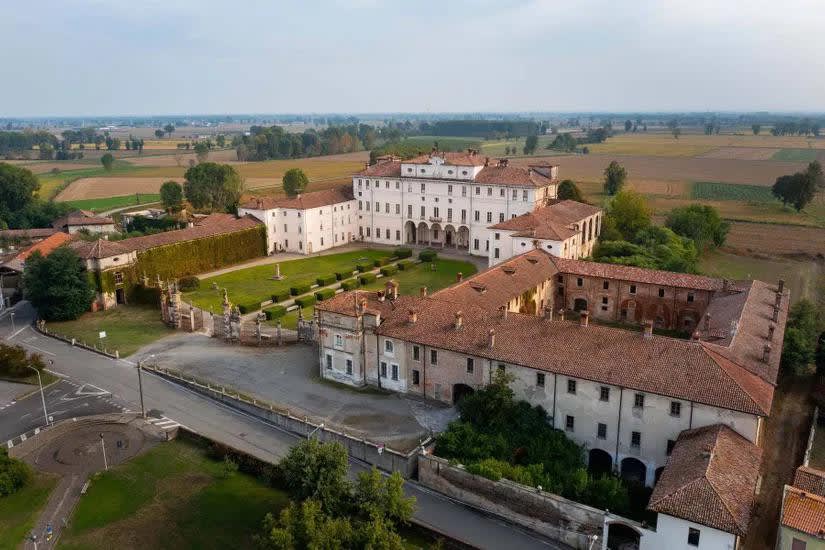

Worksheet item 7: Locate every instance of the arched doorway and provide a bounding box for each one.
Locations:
[620,457,647,485]
[573,298,588,312]
[588,449,613,478]
[430,223,442,247]
[606,522,641,550]
[417,222,429,245]
[444,225,456,247]
[452,384,474,404]
[405,221,417,244]
[457,226,470,250]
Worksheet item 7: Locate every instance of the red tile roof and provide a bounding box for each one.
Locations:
[648,424,762,536]
[0,228,58,240]
[473,165,555,188]
[3,232,74,271]
[405,151,488,167]
[240,186,354,210]
[490,200,601,240]
[781,486,825,538]
[356,160,402,177]
[52,210,114,229]
[68,238,130,260]
[793,466,825,497]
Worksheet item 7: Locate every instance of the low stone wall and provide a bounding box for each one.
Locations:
[37,322,120,359]
[418,454,604,549]
[143,364,426,478]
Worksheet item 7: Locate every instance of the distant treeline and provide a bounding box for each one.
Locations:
[0,130,58,156]
[233,124,382,161]
[420,120,542,139]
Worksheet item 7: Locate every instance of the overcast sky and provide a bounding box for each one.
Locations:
[2,0,824,117]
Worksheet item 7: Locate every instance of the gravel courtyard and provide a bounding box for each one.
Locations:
[133,334,456,450]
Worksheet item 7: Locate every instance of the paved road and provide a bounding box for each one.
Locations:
[2,303,564,549]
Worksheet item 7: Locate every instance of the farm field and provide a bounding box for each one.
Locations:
[698,147,780,160]
[63,193,161,213]
[55,177,176,201]
[724,222,825,258]
[125,148,238,166]
[582,132,825,157]
[771,148,824,162]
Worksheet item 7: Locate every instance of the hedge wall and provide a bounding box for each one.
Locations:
[419,249,438,262]
[397,259,415,270]
[356,263,372,273]
[380,265,398,276]
[315,288,335,301]
[295,295,316,308]
[393,247,413,259]
[271,291,290,303]
[359,272,377,284]
[341,279,360,291]
[335,270,354,280]
[316,275,337,287]
[290,284,312,296]
[264,306,287,320]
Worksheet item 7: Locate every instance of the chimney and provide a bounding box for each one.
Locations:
[558,309,566,321]
[456,272,463,282]
[579,311,589,327]
[768,323,776,341]
[642,320,654,339]
[488,329,496,349]
[499,306,508,320]
[385,280,398,300]
[772,304,779,322]
[420,286,428,297]
[377,290,385,302]
[454,311,464,330]
[762,343,772,363]
[543,307,553,321]
[692,331,701,341]
[722,279,730,292]
[778,279,785,293]
[408,309,417,324]
[704,313,711,332]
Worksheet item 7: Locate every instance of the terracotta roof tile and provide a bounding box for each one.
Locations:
[68,238,130,260]
[405,151,488,167]
[473,165,555,188]
[52,210,114,229]
[240,186,354,210]
[793,466,825,497]
[356,161,402,177]
[2,232,74,271]
[781,486,825,538]
[490,200,601,240]
[648,424,762,535]
[0,228,58,240]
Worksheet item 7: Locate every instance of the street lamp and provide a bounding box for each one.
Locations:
[9,311,15,334]
[307,423,324,439]
[99,433,108,471]
[136,354,154,419]
[25,365,49,427]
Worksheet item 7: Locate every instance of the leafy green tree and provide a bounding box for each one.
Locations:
[548,133,577,152]
[606,189,651,240]
[23,248,95,321]
[154,129,165,139]
[781,299,820,375]
[100,152,114,171]
[216,134,226,148]
[0,163,39,223]
[665,204,729,249]
[279,439,350,514]
[624,120,632,132]
[602,160,627,195]
[163,124,175,137]
[258,499,355,550]
[807,160,824,190]
[0,343,45,378]
[523,135,538,155]
[557,180,584,202]
[194,142,210,163]
[160,180,183,212]
[183,162,244,212]
[38,142,54,160]
[0,447,32,497]
[353,468,415,527]
[772,166,819,212]
[282,168,309,197]
[752,124,761,135]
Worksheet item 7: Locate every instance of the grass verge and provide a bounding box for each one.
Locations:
[63,193,161,213]
[0,472,58,550]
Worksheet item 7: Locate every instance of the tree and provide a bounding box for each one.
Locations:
[557,180,584,202]
[38,142,54,160]
[772,167,818,212]
[23,248,95,321]
[353,468,415,526]
[258,499,356,550]
[0,163,39,224]
[605,189,651,240]
[216,134,226,148]
[160,180,183,212]
[624,120,633,132]
[279,439,350,514]
[282,168,309,197]
[781,299,820,375]
[752,124,761,135]
[0,447,32,497]
[183,163,244,212]
[0,343,45,379]
[100,152,114,172]
[194,142,210,163]
[523,135,538,155]
[665,204,729,249]
[154,129,165,139]
[163,124,175,137]
[807,160,824,190]
[603,160,627,195]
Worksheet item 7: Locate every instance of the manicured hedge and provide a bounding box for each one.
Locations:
[393,247,413,259]
[295,295,316,308]
[359,272,377,284]
[177,276,200,291]
[419,249,438,262]
[335,270,354,280]
[290,284,312,296]
[128,285,161,305]
[341,279,360,291]
[356,263,372,273]
[264,306,287,320]
[271,291,290,303]
[316,275,337,287]
[380,265,398,276]
[237,300,261,314]
[397,259,415,271]
[315,288,335,301]
[373,257,391,267]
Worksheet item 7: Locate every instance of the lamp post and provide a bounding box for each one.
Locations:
[99,433,108,471]
[26,365,49,427]
[307,423,324,439]
[137,361,146,418]
[9,311,15,334]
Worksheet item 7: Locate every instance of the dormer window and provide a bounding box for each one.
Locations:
[462,170,468,175]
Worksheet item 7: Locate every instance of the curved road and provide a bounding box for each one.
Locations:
[1,303,566,549]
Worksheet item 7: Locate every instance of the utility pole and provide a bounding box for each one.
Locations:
[99,433,108,470]
[26,365,49,427]
[137,361,146,418]
[9,311,15,334]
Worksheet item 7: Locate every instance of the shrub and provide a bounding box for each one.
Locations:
[271,291,290,303]
[315,288,335,301]
[177,276,200,291]
[356,263,372,273]
[295,295,316,308]
[237,304,248,314]
[316,275,337,287]
[380,265,398,276]
[419,249,437,262]
[237,300,261,314]
[393,247,413,259]
[397,260,414,270]
[359,272,377,285]
[373,257,390,267]
[335,270,353,280]
[0,448,32,496]
[264,306,287,320]
[290,284,312,296]
[341,279,360,291]
[128,285,160,305]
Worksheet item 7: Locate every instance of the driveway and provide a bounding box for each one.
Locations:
[133,334,456,451]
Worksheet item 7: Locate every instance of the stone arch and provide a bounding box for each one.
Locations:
[430,223,442,246]
[444,224,456,247]
[606,521,641,550]
[646,303,671,329]
[573,298,588,312]
[405,221,417,244]
[620,457,647,485]
[679,308,701,331]
[417,222,430,245]
[588,448,613,478]
[457,226,470,249]
[452,383,474,405]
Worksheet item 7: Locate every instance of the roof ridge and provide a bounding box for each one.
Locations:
[701,346,772,414]
[704,428,747,533]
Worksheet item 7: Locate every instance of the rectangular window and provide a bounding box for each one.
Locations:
[486,212,492,223]
[536,373,545,387]
[412,369,420,385]
[375,202,379,212]
[114,271,123,284]
[407,204,412,218]
[385,229,390,239]
[466,358,474,374]
[420,183,425,193]
[433,207,439,217]
[461,209,467,222]
[600,387,610,401]
[420,206,425,218]
[366,228,370,237]
[670,401,681,417]
[334,334,343,348]
[631,431,641,448]
[473,238,479,250]
[603,281,609,290]
[499,213,504,222]
[486,186,491,196]
[494,248,499,259]
[629,284,636,294]
[475,186,480,195]
[687,528,700,547]
[430,349,438,365]
[658,288,665,297]
[474,211,480,222]
[522,190,528,201]
[565,415,575,432]
[494,233,500,240]
[576,277,583,287]
[667,439,676,455]
[634,393,645,408]
[395,230,400,241]
[395,204,400,214]
[346,359,353,375]
[284,224,288,232]
[512,189,518,199]
[395,181,400,189]
[413,346,420,361]
[602,297,608,305]
[500,188,505,197]
[462,186,467,197]
[447,184,453,194]
[447,208,452,221]
[687,292,695,303]
[597,423,607,439]
[325,354,332,370]
[391,364,399,381]
[380,362,388,378]
[567,379,576,394]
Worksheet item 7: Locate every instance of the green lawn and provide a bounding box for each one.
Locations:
[45,305,174,357]
[0,472,58,550]
[691,181,774,202]
[771,148,821,162]
[37,162,147,198]
[64,193,161,213]
[184,249,392,313]
[60,439,289,550]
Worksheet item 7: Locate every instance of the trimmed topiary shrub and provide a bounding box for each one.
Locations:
[380,265,398,276]
[335,270,353,281]
[419,249,437,262]
[295,295,316,308]
[341,278,360,291]
[237,304,249,314]
[290,284,312,296]
[397,259,414,271]
[393,247,413,259]
[271,291,290,303]
[177,276,200,291]
[356,263,372,273]
[264,306,286,320]
[359,272,377,285]
[315,288,335,301]
[316,275,337,287]
[373,257,391,267]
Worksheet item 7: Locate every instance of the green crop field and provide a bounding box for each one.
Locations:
[691,181,774,202]
[770,148,821,162]
[63,193,161,213]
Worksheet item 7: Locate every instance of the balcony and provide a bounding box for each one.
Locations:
[429,216,442,223]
